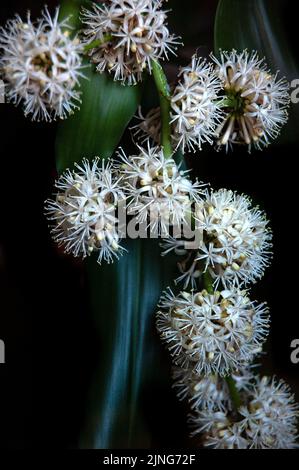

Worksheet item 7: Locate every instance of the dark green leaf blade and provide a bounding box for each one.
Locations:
[56,62,141,172]
[56,1,141,173]
[80,240,178,449]
[56,1,179,450]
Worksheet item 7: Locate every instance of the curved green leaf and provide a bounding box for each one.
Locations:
[214,0,299,144]
[55,0,178,450]
[56,1,141,173]
[56,63,141,172]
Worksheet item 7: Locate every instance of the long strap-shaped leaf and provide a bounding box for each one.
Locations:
[80,240,177,448]
[56,1,178,448]
[56,0,141,170]
[55,58,141,171]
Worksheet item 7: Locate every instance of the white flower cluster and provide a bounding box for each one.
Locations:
[212,50,290,151]
[170,56,223,152]
[118,144,204,234]
[81,0,179,85]
[172,365,255,412]
[190,376,299,449]
[45,144,205,261]
[135,50,289,153]
[156,288,269,376]
[162,189,272,288]
[157,186,298,449]
[45,158,125,264]
[0,7,83,121]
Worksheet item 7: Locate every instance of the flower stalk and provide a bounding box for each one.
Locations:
[151,59,172,158]
[225,375,241,410]
[203,270,214,294]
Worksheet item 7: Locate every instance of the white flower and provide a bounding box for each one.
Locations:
[156,288,269,376]
[162,189,272,288]
[132,106,162,145]
[132,57,222,153]
[170,56,223,152]
[81,0,180,85]
[240,376,299,449]
[118,143,204,234]
[190,410,249,449]
[191,376,299,449]
[0,7,84,121]
[211,50,289,151]
[45,158,126,264]
[172,365,255,411]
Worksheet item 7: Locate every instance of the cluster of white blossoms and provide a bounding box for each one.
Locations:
[44,144,205,261]
[170,57,223,152]
[157,185,298,449]
[156,288,269,376]
[45,158,126,264]
[0,3,290,155]
[118,144,204,234]
[212,50,290,151]
[135,50,289,153]
[172,366,255,412]
[5,2,295,451]
[133,56,223,151]
[162,189,272,288]
[81,0,179,85]
[190,376,299,449]
[0,7,83,121]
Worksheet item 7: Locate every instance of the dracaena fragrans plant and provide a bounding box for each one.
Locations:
[1,0,297,449]
[0,6,84,121]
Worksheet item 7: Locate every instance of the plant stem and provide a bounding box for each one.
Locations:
[202,270,242,411]
[151,59,172,158]
[84,34,113,53]
[203,270,214,294]
[225,375,241,410]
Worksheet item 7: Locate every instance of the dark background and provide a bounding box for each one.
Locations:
[0,0,299,449]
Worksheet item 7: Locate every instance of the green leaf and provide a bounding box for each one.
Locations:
[56,0,177,450]
[80,240,178,449]
[59,0,84,30]
[56,63,141,172]
[56,1,141,173]
[214,0,299,145]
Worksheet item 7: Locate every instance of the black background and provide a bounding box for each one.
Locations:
[0,0,299,450]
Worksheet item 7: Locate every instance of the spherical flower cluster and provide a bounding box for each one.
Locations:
[118,144,204,234]
[172,365,255,411]
[45,158,126,264]
[0,7,83,121]
[162,188,272,288]
[190,376,299,449]
[133,57,222,153]
[81,0,179,85]
[170,56,222,152]
[212,50,290,151]
[156,287,269,376]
